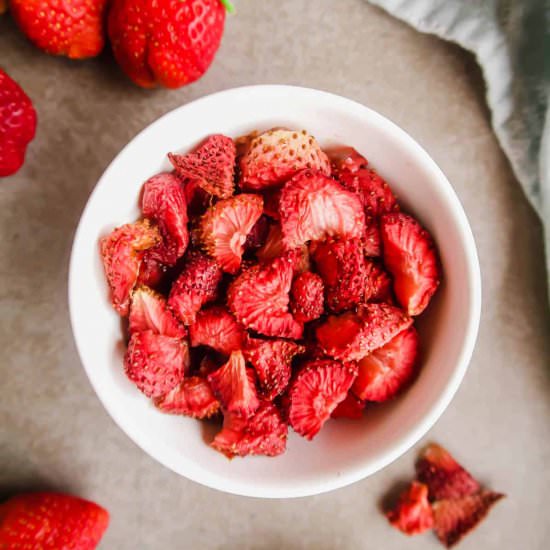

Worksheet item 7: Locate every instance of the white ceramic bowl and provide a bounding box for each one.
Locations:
[69,85,481,498]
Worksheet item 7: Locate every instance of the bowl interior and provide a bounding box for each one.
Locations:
[69,86,480,498]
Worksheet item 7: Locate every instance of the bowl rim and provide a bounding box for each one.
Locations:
[69,84,481,498]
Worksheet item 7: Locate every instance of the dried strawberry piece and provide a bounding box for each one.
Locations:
[198,193,263,273]
[287,359,358,439]
[240,129,331,190]
[329,146,368,176]
[169,134,236,199]
[155,376,220,418]
[189,306,245,355]
[212,401,288,458]
[168,251,223,325]
[141,172,189,265]
[207,350,260,418]
[129,286,186,338]
[364,260,393,303]
[243,338,305,400]
[316,303,413,362]
[279,170,365,248]
[124,330,188,398]
[386,481,434,536]
[331,392,366,419]
[137,253,166,289]
[290,271,324,323]
[100,220,161,316]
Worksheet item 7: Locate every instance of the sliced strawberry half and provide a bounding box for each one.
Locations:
[331,392,366,419]
[155,376,220,418]
[416,443,481,501]
[141,172,189,265]
[329,146,368,176]
[168,251,223,325]
[386,481,434,536]
[207,350,260,418]
[189,306,245,355]
[243,338,305,400]
[124,330,188,398]
[381,213,440,316]
[279,170,365,248]
[168,134,236,199]
[137,253,166,289]
[129,286,186,338]
[212,401,288,458]
[287,359,358,439]
[364,260,393,303]
[352,327,419,402]
[290,271,325,323]
[316,303,413,362]
[199,194,263,273]
[100,220,161,316]
[433,491,505,548]
[239,128,331,190]
[227,256,303,339]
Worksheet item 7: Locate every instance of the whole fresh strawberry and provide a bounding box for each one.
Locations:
[0,492,109,549]
[108,0,233,89]
[10,0,108,59]
[0,68,37,177]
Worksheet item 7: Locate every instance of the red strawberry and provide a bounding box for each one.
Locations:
[129,286,186,338]
[433,491,505,548]
[10,0,107,59]
[364,260,393,303]
[331,392,366,419]
[169,134,236,198]
[100,221,161,316]
[212,401,287,458]
[0,68,37,177]
[168,251,223,325]
[416,444,481,501]
[227,256,303,339]
[290,271,325,323]
[329,146,368,176]
[279,170,365,248]
[108,0,229,88]
[155,376,220,418]
[244,214,270,251]
[199,194,263,273]
[189,305,245,354]
[352,327,419,402]
[124,330,188,398]
[385,481,434,536]
[287,360,358,439]
[137,253,166,289]
[312,238,367,312]
[141,172,189,265]
[243,338,305,400]
[0,492,109,549]
[207,350,260,417]
[316,303,413,362]
[381,213,440,316]
[240,129,331,190]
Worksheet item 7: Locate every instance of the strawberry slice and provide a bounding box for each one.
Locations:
[416,444,481,501]
[385,481,434,536]
[207,350,260,418]
[212,401,288,458]
[199,194,263,273]
[243,338,305,400]
[312,238,367,312]
[189,306,245,355]
[279,170,365,248]
[100,220,161,316]
[290,271,325,323]
[227,256,303,339]
[141,172,189,265]
[239,128,331,190]
[364,260,393,303]
[129,286,186,338]
[124,330,188,398]
[352,327,419,402]
[329,146,368,176]
[168,134,236,199]
[287,359,358,439]
[316,303,413,362]
[168,251,223,325]
[155,376,220,418]
[331,392,366,419]
[137,253,166,289]
[433,491,505,548]
[381,213,440,316]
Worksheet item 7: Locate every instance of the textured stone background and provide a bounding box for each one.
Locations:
[1,1,549,548]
